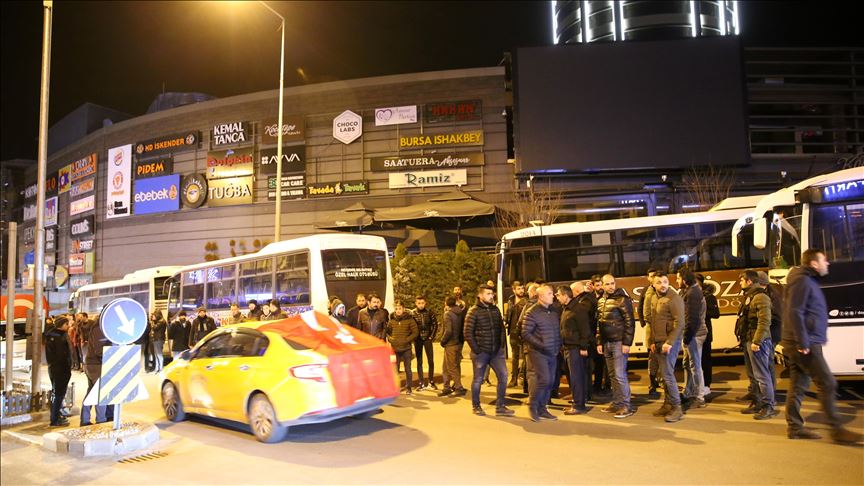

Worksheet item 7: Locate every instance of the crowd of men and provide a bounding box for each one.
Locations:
[40,249,860,443]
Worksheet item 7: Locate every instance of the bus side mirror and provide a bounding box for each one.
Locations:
[753,217,768,250]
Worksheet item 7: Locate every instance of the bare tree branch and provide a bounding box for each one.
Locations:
[680,165,736,211]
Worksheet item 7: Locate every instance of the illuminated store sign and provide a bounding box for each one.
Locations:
[370,152,484,171]
[423,100,482,124]
[389,169,468,189]
[207,176,254,207]
[398,131,483,148]
[307,180,369,198]
[267,175,305,200]
[133,174,181,215]
[70,153,97,182]
[262,115,305,144]
[135,131,199,157]
[259,146,305,175]
[207,147,254,179]
[211,121,250,147]
[135,157,174,179]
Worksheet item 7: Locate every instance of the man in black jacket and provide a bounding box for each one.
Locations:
[558,284,594,415]
[696,273,720,395]
[439,297,466,397]
[387,301,419,395]
[464,284,514,417]
[81,316,111,426]
[45,316,72,427]
[505,281,526,388]
[678,270,708,408]
[413,296,439,390]
[522,284,562,422]
[168,311,192,359]
[782,249,862,444]
[359,293,389,340]
[189,307,217,348]
[596,274,636,419]
[346,293,367,329]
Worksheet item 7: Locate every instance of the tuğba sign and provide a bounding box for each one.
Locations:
[207,176,254,207]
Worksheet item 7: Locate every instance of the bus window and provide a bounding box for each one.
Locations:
[239,258,274,307]
[130,282,150,309]
[769,207,802,269]
[524,250,544,282]
[503,252,524,285]
[167,277,180,318]
[275,253,311,307]
[811,202,863,263]
[207,264,237,310]
[547,245,614,282]
[155,276,170,301]
[182,270,205,310]
[320,249,388,309]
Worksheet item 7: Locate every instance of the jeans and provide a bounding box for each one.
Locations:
[470,348,508,408]
[80,369,108,425]
[603,341,631,409]
[509,337,522,384]
[152,341,165,372]
[526,350,556,414]
[442,344,464,391]
[746,339,776,408]
[656,340,682,406]
[414,339,434,385]
[683,335,706,400]
[48,366,71,425]
[395,349,413,389]
[784,344,840,432]
[563,348,588,409]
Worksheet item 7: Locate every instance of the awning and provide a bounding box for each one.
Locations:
[374,190,495,223]
[314,202,376,230]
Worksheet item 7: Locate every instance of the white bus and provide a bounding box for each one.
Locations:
[165,234,394,324]
[498,199,767,355]
[734,167,864,375]
[68,266,182,319]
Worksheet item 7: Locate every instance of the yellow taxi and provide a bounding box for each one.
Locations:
[161,311,399,442]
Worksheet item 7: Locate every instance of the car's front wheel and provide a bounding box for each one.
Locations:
[162,381,186,422]
[248,394,288,443]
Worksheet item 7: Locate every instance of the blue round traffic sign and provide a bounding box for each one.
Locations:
[100,298,148,345]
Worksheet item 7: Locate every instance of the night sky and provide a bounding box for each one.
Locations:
[1,1,861,161]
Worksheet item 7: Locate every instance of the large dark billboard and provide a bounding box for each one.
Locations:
[513,36,749,173]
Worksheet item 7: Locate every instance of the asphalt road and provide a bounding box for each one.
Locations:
[2,356,863,485]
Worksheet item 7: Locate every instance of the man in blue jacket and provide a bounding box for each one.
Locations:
[782,249,862,444]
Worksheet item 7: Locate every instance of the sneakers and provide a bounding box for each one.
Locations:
[495,406,516,417]
[428,382,438,390]
[405,388,413,396]
[49,418,70,427]
[530,411,541,422]
[831,427,864,444]
[702,386,711,396]
[472,406,486,416]
[453,388,468,396]
[754,406,778,420]
[740,402,760,414]
[653,403,673,417]
[539,410,558,421]
[788,427,822,440]
[601,405,618,413]
[690,398,707,409]
[416,383,427,391]
[438,389,453,397]
[613,407,635,419]
[564,407,587,415]
[664,405,684,423]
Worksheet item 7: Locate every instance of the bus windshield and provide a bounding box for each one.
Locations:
[768,206,802,269]
[320,249,388,305]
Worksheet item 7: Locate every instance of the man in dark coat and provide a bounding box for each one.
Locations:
[522,284,562,422]
[168,311,192,359]
[439,296,466,397]
[505,281,526,387]
[782,249,862,444]
[81,316,111,425]
[386,301,418,394]
[44,316,72,426]
[412,296,439,390]
[189,306,217,348]
[464,284,514,417]
[346,293,367,329]
[558,284,594,415]
[359,293,388,340]
[596,274,636,419]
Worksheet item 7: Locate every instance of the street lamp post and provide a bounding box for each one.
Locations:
[258,1,286,243]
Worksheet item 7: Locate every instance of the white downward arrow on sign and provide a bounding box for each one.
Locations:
[115,305,136,336]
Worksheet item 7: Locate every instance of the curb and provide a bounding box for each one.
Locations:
[41,422,160,457]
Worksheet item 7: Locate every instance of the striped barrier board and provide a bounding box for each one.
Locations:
[83,345,148,406]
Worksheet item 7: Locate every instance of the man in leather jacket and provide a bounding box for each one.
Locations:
[596,274,636,419]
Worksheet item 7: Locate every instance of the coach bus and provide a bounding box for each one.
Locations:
[497,200,767,354]
[68,266,182,318]
[165,234,394,325]
[736,167,864,375]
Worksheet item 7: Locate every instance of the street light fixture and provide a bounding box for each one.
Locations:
[257,0,286,243]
